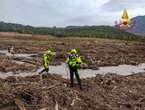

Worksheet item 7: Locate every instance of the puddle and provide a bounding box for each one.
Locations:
[39,51,56,55]
[12,60,25,65]
[0,50,56,59]
[97,64,145,76]
[0,72,36,79]
[0,50,37,59]
[1,63,145,79]
[1,49,145,79]
[0,72,14,79]
[37,63,145,78]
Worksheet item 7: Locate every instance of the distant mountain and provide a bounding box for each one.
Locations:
[0,21,143,41]
[127,16,145,35]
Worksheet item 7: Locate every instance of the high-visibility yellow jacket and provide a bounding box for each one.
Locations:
[42,53,51,68]
[66,54,82,68]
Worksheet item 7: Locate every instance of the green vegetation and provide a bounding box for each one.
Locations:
[0,21,144,41]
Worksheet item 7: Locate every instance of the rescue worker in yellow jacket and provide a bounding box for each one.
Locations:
[39,49,52,74]
[66,49,83,90]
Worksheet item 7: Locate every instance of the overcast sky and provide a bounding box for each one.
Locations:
[0,0,145,27]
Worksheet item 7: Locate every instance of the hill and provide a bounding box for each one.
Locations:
[0,21,143,41]
[127,16,145,35]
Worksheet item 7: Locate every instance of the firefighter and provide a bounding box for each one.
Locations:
[66,49,83,90]
[39,49,52,74]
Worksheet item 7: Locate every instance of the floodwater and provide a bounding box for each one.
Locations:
[0,50,37,58]
[0,50,56,58]
[1,49,145,79]
[38,63,145,78]
[2,63,145,79]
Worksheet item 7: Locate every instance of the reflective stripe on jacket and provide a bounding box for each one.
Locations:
[42,53,51,68]
[66,54,82,68]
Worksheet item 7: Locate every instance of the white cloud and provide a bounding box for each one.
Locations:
[0,0,145,26]
[101,0,145,12]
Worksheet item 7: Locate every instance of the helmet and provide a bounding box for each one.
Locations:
[46,49,52,55]
[70,49,77,53]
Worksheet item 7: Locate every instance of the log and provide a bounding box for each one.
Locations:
[14,98,28,110]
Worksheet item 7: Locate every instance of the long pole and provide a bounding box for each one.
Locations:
[64,63,69,79]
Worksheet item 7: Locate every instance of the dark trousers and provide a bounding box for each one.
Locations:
[39,68,49,74]
[69,67,82,89]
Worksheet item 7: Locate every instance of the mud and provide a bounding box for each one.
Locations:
[1,32,145,110]
[0,55,37,73]
[0,73,145,110]
[2,60,145,79]
[0,32,145,71]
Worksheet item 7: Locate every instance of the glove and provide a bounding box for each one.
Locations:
[75,64,80,68]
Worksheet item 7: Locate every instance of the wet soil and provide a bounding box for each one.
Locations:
[1,73,145,110]
[1,32,145,110]
[0,32,145,71]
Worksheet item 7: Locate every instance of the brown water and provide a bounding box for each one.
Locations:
[1,50,145,79]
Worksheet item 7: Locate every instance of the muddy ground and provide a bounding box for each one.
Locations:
[0,32,145,72]
[1,73,145,110]
[1,32,145,110]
